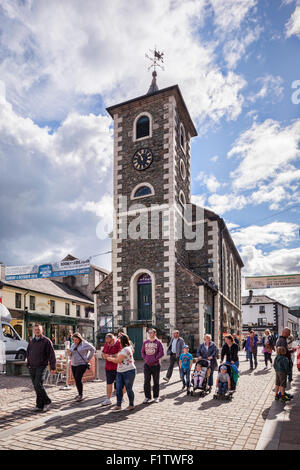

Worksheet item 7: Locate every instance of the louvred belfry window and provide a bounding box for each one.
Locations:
[136,115,150,139]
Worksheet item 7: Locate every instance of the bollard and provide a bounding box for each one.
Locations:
[92,350,102,382]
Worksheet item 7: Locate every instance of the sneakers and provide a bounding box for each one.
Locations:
[33,406,43,412]
[182,384,186,390]
[143,398,151,404]
[75,395,83,402]
[154,398,159,403]
[112,406,121,412]
[124,406,135,411]
[187,389,190,395]
[43,404,51,412]
[101,398,112,406]
[163,377,169,382]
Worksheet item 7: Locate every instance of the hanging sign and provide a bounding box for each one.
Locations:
[245,274,300,289]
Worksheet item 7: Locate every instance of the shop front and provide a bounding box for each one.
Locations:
[9,310,25,339]
[25,313,78,349]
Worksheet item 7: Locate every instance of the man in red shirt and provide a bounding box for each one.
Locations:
[101,333,121,406]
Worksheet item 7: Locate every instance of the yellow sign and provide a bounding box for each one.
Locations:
[245,274,300,289]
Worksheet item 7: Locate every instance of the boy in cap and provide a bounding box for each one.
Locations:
[179,345,193,394]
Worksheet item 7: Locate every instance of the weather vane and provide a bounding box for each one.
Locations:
[145,47,165,72]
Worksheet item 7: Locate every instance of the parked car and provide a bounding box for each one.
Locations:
[0,303,28,361]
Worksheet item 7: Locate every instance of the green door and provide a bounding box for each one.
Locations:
[137,274,152,320]
[127,327,144,360]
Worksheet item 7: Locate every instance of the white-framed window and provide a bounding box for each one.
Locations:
[179,190,186,207]
[133,112,153,141]
[130,182,155,200]
[180,159,186,180]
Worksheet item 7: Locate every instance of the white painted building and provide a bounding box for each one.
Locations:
[242,290,300,340]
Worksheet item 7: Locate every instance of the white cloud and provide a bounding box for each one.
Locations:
[195,171,223,192]
[286,5,300,38]
[206,193,247,214]
[0,83,113,172]
[209,0,257,32]
[250,186,291,210]
[231,222,299,247]
[0,0,248,126]
[249,75,284,103]
[223,26,262,69]
[191,194,207,208]
[228,119,300,191]
[210,155,219,162]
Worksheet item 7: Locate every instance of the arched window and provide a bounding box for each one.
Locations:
[179,190,186,207]
[230,257,234,301]
[221,243,227,295]
[180,159,186,180]
[134,186,152,198]
[180,123,186,151]
[136,115,150,139]
[131,183,154,200]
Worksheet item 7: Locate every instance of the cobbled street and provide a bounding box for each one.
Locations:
[0,350,278,450]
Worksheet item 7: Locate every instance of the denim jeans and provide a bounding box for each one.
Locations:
[116,369,136,407]
[29,366,51,409]
[249,351,257,369]
[218,381,228,394]
[180,368,191,388]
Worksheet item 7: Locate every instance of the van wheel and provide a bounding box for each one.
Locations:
[16,351,26,361]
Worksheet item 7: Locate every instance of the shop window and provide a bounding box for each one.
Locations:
[29,295,35,311]
[15,293,22,309]
[65,303,70,316]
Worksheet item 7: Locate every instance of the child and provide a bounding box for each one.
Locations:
[274,346,291,403]
[192,362,206,389]
[179,345,193,394]
[216,365,231,395]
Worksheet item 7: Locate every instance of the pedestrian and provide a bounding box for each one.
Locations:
[196,334,219,387]
[245,330,258,370]
[141,328,164,403]
[216,365,231,396]
[221,334,239,369]
[274,346,291,403]
[107,334,136,412]
[100,333,122,406]
[276,328,292,383]
[67,330,73,345]
[26,324,56,412]
[179,345,193,394]
[262,329,274,369]
[233,334,240,349]
[287,334,297,383]
[67,332,95,402]
[163,330,185,382]
[242,334,250,361]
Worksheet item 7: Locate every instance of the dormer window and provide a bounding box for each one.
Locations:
[133,112,152,141]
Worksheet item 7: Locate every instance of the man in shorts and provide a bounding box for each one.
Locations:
[274,346,291,404]
[101,333,121,406]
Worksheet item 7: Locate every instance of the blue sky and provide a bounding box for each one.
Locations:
[0,0,299,306]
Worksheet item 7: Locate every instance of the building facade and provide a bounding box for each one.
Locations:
[242,290,300,340]
[0,271,95,347]
[95,75,243,354]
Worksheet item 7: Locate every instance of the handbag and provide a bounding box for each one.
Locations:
[74,346,91,369]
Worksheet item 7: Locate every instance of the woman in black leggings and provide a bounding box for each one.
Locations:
[68,333,95,401]
[262,329,274,369]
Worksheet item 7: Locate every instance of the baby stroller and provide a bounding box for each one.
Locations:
[190,359,212,397]
[213,362,239,401]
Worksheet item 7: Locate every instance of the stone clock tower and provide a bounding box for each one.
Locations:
[96,68,243,354]
[106,71,197,342]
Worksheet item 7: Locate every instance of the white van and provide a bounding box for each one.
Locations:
[0,303,28,361]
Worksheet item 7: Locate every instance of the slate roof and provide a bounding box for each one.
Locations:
[242,295,288,308]
[1,278,93,304]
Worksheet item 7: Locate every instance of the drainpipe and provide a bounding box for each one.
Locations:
[24,291,29,340]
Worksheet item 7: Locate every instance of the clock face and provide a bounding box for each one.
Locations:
[132,148,153,171]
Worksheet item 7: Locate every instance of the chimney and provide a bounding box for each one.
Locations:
[246,289,253,304]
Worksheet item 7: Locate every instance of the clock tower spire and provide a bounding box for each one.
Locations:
[145,47,164,95]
